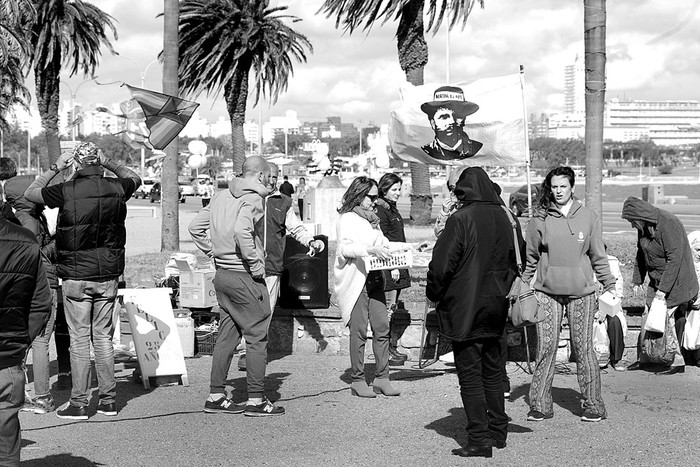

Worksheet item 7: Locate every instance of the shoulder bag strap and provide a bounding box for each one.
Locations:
[500,205,522,274]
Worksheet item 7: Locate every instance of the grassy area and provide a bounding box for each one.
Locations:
[125,227,644,309]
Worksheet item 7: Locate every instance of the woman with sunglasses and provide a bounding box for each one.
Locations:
[334,176,400,398]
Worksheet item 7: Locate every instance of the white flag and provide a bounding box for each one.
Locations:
[389,73,528,167]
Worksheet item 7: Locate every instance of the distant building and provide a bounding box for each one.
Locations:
[605,99,700,146]
[564,54,585,115]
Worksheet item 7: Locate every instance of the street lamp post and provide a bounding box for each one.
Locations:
[60,77,97,142]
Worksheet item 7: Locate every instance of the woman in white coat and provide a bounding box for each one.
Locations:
[334,176,400,398]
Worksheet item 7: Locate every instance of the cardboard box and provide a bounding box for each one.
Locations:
[175,260,217,308]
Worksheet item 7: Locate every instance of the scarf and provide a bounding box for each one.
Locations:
[352,205,380,230]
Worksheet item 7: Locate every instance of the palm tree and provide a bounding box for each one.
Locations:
[583,0,606,221]
[0,1,34,129]
[29,0,117,164]
[320,0,484,224]
[177,0,312,174]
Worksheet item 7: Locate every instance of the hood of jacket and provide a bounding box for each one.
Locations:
[4,175,38,212]
[453,167,501,205]
[228,176,269,199]
[621,196,659,224]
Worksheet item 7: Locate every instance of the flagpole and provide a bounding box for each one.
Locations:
[444,7,452,191]
[519,65,533,216]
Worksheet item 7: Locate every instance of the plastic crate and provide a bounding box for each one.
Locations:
[195,330,218,355]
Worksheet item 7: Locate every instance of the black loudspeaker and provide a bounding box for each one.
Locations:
[279,234,330,309]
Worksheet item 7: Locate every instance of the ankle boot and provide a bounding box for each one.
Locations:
[373,377,401,396]
[389,344,408,361]
[350,381,376,398]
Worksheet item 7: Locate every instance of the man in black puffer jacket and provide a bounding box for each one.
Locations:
[0,205,52,464]
[25,142,141,421]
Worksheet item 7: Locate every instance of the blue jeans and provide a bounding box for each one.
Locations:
[29,289,57,397]
[0,365,24,465]
[62,279,118,407]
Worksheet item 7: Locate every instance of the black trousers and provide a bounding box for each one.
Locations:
[453,337,508,447]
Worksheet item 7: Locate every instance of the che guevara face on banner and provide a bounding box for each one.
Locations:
[420,86,483,161]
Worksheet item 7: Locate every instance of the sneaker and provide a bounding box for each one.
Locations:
[581,409,603,422]
[527,410,553,422]
[439,352,455,363]
[203,397,245,414]
[244,398,285,417]
[237,354,246,371]
[32,395,56,414]
[504,391,511,398]
[97,402,118,416]
[56,403,88,420]
[57,373,72,390]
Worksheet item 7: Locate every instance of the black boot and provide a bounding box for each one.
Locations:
[389,344,408,361]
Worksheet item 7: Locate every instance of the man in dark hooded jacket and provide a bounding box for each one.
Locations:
[427,167,522,458]
[621,197,699,374]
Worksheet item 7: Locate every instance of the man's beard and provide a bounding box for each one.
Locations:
[435,125,468,152]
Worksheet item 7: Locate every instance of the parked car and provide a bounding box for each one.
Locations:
[508,184,540,217]
[178,177,196,197]
[134,177,158,199]
[150,182,185,203]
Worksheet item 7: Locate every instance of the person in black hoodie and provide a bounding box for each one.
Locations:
[427,167,522,458]
[375,173,410,365]
[0,201,52,464]
[621,197,699,374]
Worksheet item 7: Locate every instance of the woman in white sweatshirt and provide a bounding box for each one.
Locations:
[334,176,400,398]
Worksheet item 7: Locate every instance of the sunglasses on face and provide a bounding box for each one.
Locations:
[366,194,378,202]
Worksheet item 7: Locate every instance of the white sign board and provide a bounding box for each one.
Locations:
[120,288,189,388]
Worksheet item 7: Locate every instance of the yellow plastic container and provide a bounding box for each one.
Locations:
[173,310,195,358]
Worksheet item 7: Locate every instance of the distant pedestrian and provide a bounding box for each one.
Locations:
[189,156,285,416]
[279,175,294,197]
[622,197,699,375]
[201,178,214,208]
[523,166,615,424]
[334,176,400,398]
[0,192,53,465]
[25,142,142,421]
[295,177,309,220]
[427,167,519,458]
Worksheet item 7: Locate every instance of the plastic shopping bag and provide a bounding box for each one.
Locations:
[592,320,610,368]
[683,309,700,351]
[644,297,667,333]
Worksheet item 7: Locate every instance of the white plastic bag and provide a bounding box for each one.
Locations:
[644,297,667,333]
[592,320,610,368]
[683,309,700,351]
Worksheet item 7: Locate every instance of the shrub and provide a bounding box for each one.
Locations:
[657,165,673,175]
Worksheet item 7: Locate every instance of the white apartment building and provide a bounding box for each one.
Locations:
[564,54,585,115]
[605,99,700,146]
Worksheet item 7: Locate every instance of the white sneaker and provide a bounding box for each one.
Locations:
[439,352,455,363]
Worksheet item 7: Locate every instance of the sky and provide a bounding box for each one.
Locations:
[49,0,700,127]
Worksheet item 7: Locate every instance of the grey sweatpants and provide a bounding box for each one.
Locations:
[209,269,271,399]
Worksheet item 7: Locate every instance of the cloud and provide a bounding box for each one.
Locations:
[25,0,700,128]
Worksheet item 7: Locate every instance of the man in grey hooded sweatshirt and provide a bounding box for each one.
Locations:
[189,156,284,416]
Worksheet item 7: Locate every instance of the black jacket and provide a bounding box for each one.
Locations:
[4,175,58,288]
[426,167,522,341]
[375,197,410,291]
[621,197,699,307]
[41,166,136,281]
[0,218,52,370]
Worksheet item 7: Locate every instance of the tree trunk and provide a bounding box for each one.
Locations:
[398,0,432,224]
[225,62,250,175]
[583,0,606,224]
[161,0,180,251]
[34,48,62,166]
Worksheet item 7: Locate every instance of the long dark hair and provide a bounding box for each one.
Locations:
[537,166,575,213]
[338,176,377,214]
[377,172,402,199]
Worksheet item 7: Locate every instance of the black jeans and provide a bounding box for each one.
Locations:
[453,337,508,447]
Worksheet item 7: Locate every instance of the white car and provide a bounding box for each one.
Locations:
[178,178,196,197]
[135,178,158,199]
